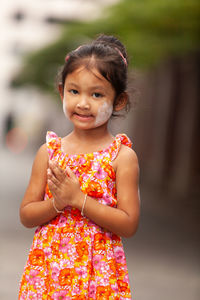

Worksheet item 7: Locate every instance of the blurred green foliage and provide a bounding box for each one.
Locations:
[11,0,200,94]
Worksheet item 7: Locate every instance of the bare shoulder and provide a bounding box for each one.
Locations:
[35,143,48,162]
[119,144,138,161]
[38,142,48,154]
[114,144,139,172]
[31,143,49,173]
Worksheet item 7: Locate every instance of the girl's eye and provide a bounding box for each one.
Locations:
[69,89,78,95]
[92,92,103,99]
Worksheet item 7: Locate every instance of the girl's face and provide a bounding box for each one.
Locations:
[61,66,116,130]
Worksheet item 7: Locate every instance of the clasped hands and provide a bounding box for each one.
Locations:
[47,160,83,212]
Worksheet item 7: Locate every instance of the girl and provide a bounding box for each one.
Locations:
[19,34,140,299]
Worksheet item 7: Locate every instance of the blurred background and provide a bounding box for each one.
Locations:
[0,0,199,299]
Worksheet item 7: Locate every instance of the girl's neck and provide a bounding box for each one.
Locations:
[63,125,114,154]
[73,126,113,143]
[62,126,114,154]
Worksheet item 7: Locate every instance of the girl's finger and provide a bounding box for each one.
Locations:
[65,166,75,178]
[47,178,57,193]
[49,161,66,181]
[47,168,60,187]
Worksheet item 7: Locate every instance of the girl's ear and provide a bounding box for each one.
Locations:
[113,92,128,112]
[58,83,64,101]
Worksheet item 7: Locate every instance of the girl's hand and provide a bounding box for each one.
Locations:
[47,161,83,211]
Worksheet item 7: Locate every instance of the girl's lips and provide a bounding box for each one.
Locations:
[73,113,94,121]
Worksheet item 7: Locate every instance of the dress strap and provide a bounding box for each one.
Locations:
[46,131,61,159]
[110,134,132,161]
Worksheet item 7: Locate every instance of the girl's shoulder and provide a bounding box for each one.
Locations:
[112,145,139,177]
[112,134,139,172]
[118,144,138,163]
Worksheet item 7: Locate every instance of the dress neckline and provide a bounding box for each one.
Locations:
[60,134,120,158]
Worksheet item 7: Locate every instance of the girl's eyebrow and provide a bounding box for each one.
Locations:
[90,85,106,91]
[66,82,79,88]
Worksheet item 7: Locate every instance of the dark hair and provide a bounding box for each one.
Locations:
[57,34,130,115]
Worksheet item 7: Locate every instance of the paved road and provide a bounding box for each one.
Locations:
[0,147,199,300]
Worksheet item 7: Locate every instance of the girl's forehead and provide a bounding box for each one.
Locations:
[66,65,110,87]
[69,65,102,78]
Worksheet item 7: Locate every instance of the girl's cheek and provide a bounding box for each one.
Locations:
[94,101,113,127]
[63,96,69,118]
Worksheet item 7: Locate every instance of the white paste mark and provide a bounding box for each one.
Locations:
[63,96,69,119]
[94,101,113,127]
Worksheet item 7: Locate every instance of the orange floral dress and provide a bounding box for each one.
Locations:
[19,131,133,299]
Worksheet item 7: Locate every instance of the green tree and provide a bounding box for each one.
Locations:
[11,0,200,95]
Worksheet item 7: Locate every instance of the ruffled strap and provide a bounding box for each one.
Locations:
[110,134,132,161]
[46,131,61,160]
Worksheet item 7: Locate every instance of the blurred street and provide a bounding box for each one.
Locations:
[0,146,199,300]
[1,0,199,299]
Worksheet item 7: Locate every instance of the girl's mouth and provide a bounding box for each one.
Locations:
[73,113,94,121]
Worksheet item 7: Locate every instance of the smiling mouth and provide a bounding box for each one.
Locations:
[73,112,93,119]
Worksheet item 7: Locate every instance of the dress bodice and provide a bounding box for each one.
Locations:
[45,131,132,208]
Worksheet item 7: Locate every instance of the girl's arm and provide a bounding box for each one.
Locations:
[20,144,58,228]
[48,145,140,237]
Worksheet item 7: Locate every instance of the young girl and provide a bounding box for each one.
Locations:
[19,34,140,299]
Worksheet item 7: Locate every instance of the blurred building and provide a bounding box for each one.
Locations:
[131,52,200,199]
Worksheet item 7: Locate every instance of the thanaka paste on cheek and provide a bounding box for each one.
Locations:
[94,101,113,127]
[63,96,69,119]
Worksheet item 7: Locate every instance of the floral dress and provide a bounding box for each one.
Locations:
[19,131,133,300]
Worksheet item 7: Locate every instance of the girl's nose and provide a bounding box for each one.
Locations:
[76,96,90,110]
